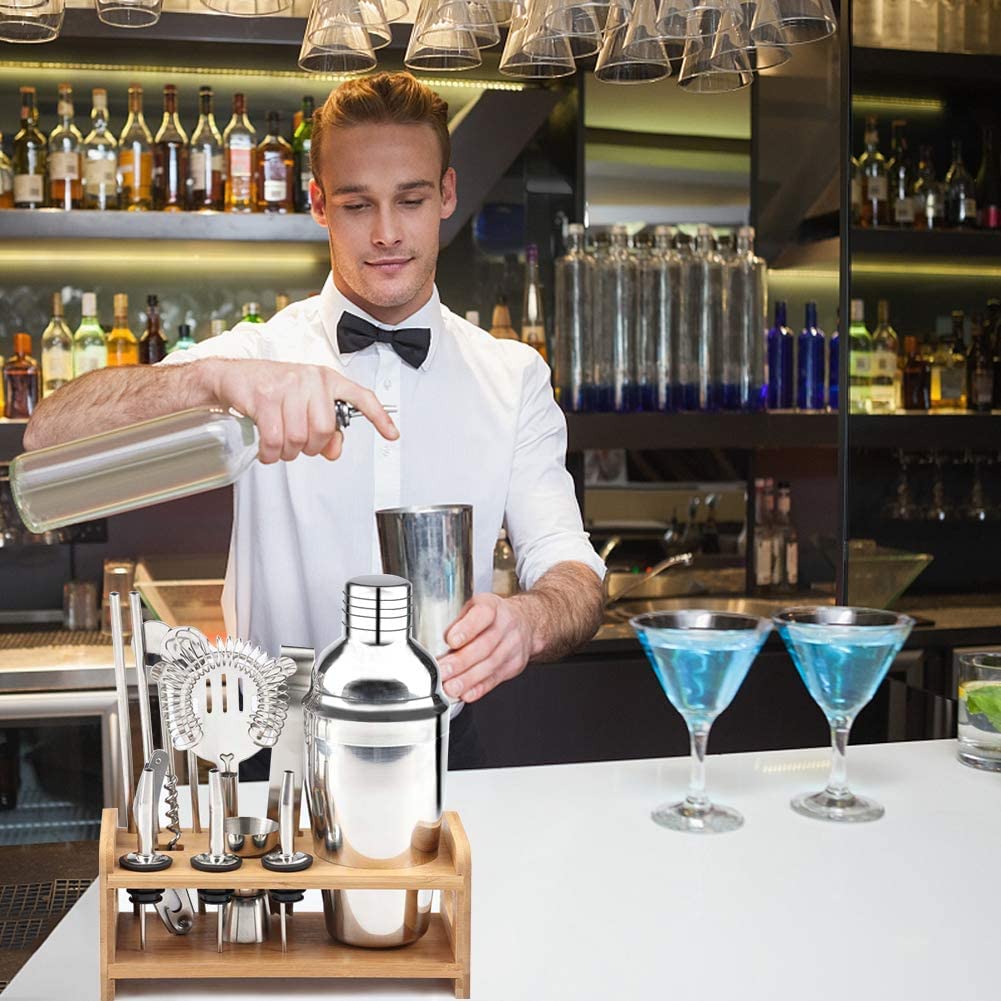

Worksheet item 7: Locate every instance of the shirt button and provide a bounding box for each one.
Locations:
[383,378,392,389]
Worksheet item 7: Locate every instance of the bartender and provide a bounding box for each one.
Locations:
[24,72,606,767]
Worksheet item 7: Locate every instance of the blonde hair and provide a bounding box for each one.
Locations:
[310,72,450,187]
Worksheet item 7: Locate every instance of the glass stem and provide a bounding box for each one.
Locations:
[686,723,712,812]
[826,720,852,799]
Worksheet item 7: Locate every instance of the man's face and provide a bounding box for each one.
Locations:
[310,122,457,324]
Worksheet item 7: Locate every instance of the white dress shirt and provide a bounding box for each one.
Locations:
[159,275,605,659]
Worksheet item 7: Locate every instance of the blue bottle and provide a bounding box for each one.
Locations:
[828,315,839,410]
[766,301,795,409]
[797,301,826,411]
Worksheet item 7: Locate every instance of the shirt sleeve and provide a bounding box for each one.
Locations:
[504,351,606,590]
[156,322,271,366]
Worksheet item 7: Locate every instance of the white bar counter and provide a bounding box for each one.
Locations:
[6,739,997,1001]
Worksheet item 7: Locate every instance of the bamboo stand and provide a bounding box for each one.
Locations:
[98,808,471,1000]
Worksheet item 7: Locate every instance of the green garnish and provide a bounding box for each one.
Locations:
[966,685,1001,731]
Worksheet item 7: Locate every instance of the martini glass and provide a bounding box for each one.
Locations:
[775,607,914,823]
[631,611,772,833]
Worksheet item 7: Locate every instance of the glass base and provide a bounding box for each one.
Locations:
[958,747,1001,772]
[651,799,744,834]
[791,788,884,823]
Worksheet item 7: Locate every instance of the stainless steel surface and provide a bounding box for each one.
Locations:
[304,574,448,949]
[155,889,195,936]
[605,595,836,622]
[191,768,242,872]
[603,551,694,608]
[223,890,270,944]
[266,645,314,833]
[376,504,473,659]
[262,770,313,872]
[119,751,171,870]
[109,592,135,832]
[223,816,279,858]
[219,753,239,818]
[602,562,747,603]
[186,750,202,834]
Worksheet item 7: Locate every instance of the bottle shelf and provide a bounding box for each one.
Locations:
[0,209,327,244]
[852,226,1001,261]
[565,411,838,451]
[849,412,1001,450]
[853,46,1001,92]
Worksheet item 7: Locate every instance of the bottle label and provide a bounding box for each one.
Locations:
[190,149,206,181]
[84,157,116,188]
[300,168,312,193]
[870,383,896,406]
[57,99,73,117]
[43,345,73,385]
[786,541,799,587]
[13,174,43,203]
[850,352,872,376]
[940,367,965,401]
[49,151,80,181]
[867,176,888,201]
[972,372,993,404]
[873,350,896,375]
[74,346,106,376]
[755,537,773,587]
[264,179,286,202]
[893,197,914,223]
[982,205,1001,228]
[229,146,252,179]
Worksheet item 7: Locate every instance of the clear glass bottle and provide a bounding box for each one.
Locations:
[13,86,47,209]
[10,403,377,533]
[118,84,154,211]
[930,311,967,409]
[224,93,256,213]
[153,84,188,213]
[3,334,39,420]
[596,224,638,412]
[945,138,976,229]
[848,298,873,414]
[82,89,118,211]
[887,121,914,228]
[0,135,13,209]
[520,243,548,363]
[869,299,899,413]
[491,528,519,596]
[797,302,826,411]
[107,293,139,367]
[553,223,593,413]
[139,294,168,365]
[653,225,682,412]
[293,95,314,213]
[725,225,767,412]
[189,86,224,212]
[911,145,941,230]
[766,300,795,410]
[859,116,889,227]
[48,84,83,211]
[169,323,197,353]
[256,111,293,214]
[630,230,654,411]
[40,292,74,396]
[73,292,107,377]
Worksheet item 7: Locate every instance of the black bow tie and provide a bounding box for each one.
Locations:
[336,312,431,369]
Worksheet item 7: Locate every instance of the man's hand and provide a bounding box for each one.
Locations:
[437,594,536,704]
[202,358,399,463]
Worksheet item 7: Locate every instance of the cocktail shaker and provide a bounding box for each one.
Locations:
[303,574,449,948]
[376,505,473,659]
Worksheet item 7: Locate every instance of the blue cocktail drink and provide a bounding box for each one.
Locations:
[631,611,772,833]
[775,607,914,822]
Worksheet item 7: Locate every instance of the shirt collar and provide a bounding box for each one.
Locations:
[319,274,442,372]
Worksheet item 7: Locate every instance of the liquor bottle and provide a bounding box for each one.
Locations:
[82,89,118,211]
[118,84,154,211]
[988,297,1001,409]
[850,156,862,226]
[73,293,107,377]
[930,311,967,410]
[0,136,13,209]
[274,293,291,314]
[554,222,594,412]
[210,318,226,338]
[753,478,774,590]
[293,95,314,213]
[256,112,294,213]
[976,124,1001,230]
[688,225,722,412]
[40,293,74,396]
[594,224,639,411]
[859,116,889,227]
[521,243,548,363]
[967,314,994,412]
[13,87,47,209]
[491,529,519,597]
[489,294,518,340]
[107,294,139,367]
[3,334,39,419]
[887,121,914,228]
[870,299,899,413]
[902,336,930,411]
[169,323,196,353]
[722,225,767,412]
[773,482,798,592]
[945,139,976,229]
[189,86,224,212]
[848,298,873,414]
[911,145,943,230]
[153,84,188,212]
[48,84,83,211]
[828,309,839,411]
[766,300,795,410]
[241,302,264,324]
[139,294,168,364]
[797,301,825,411]
[224,93,256,213]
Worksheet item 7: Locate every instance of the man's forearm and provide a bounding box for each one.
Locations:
[24,360,219,451]
[508,561,604,662]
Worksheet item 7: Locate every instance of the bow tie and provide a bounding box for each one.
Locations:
[336,312,431,369]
